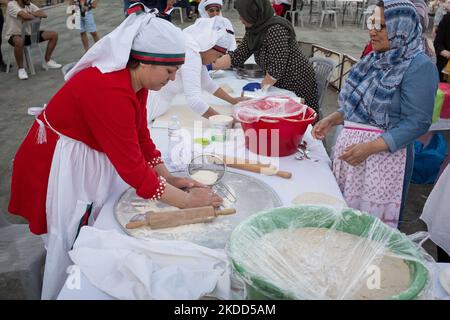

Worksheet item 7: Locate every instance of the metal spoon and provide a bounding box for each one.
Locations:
[296,147,319,162]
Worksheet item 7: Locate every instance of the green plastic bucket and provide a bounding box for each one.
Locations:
[228,206,429,300]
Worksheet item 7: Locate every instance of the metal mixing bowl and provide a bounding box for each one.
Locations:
[236,64,264,78]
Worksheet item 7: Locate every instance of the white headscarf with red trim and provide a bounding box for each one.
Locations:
[198,0,223,18]
[183,16,236,53]
[65,3,186,81]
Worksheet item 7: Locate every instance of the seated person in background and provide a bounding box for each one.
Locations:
[313,0,439,228]
[271,0,291,17]
[434,12,450,81]
[5,0,61,80]
[147,16,244,122]
[189,0,201,15]
[165,0,194,20]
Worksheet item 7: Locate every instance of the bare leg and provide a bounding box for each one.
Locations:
[12,36,24,68]
[90,32,99,43]
[41,31,58,62]
[80,32,89,52]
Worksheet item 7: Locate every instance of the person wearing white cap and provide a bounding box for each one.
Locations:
[198,0,236,50]
[146,16,242,121]
[8,2,223,300]
[198,0,223,18]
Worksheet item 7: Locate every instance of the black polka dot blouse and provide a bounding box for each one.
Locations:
[229,24,319,112]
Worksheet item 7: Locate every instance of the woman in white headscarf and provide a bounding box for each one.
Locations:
[198,0,236,49]
[8,3,223,300]
[147,16,241,121]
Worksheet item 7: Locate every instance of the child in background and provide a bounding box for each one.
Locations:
[70,0,100,52]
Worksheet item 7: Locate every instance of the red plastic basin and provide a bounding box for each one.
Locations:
[241,107,317,157]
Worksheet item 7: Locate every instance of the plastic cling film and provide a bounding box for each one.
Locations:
[233,94,308,123]
[227,206,435,300]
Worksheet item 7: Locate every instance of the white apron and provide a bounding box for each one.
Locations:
[39,111,117,299]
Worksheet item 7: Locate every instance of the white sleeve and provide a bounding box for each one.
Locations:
[30,3,41,13]
[181,51,213,115]
[201,66,220,94]
[7,2,22,18]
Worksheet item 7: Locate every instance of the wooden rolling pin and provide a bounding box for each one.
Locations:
[222,156,271,167]
[125,207,236,230]
[221,156,292,179]
[227,163,292,179]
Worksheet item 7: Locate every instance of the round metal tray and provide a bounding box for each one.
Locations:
[114,171,282,249]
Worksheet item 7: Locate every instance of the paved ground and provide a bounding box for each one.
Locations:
[0,1,441,260]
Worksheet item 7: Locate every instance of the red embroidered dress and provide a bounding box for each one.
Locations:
[9,67,165,235]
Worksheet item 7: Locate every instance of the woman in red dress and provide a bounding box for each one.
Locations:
[8,2,222,299]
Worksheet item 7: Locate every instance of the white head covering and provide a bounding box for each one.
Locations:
[65,3,186,81]
[183,16,236,53]
[198,0,223,18]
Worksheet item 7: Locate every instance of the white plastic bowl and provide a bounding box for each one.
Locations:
[209,115,234,129]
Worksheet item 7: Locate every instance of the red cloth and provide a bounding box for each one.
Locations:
[361,41,373,58]
[438,82,450,119]
[272,4,285,16]
[8,67,163,235]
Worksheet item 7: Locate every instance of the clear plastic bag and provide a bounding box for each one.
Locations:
[234,94,308,123]
[227,205,436,300]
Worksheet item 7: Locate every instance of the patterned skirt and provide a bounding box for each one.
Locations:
[332,121,407,228]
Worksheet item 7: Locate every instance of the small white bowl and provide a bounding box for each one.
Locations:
[209,115,234,129]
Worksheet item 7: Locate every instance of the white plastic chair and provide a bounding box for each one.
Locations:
[319,0,339,29]
[284,0,305,27]
[6,18,44,75]
[170,7,184,24]
[309,56,337,115]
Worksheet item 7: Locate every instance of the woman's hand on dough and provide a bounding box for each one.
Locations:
[166,176,206,190]
[185,187,223,208]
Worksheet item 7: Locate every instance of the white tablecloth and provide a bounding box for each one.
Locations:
[57,122,346,300]
[57,69,449,300]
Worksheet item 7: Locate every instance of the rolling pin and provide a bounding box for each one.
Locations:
[226,162,292,179]
[222,156,271,167]
[220,156,292,179]
[125,206,236,230]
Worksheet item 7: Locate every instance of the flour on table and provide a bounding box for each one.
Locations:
[292,192,345,207]
[190,170,219,185]
[117,196,233,246]
[238,227,411,299]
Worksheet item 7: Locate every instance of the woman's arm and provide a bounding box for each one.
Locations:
[339,138,389,166]
[213,36,253,70]
[261,25,291,85]
[181,51,213,115]
[311,111,344,140]
[381,57,439,153]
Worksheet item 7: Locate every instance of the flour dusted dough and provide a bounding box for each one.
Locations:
[292,192,345,207]
[190,170,219,185]
[248,227,411,299]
